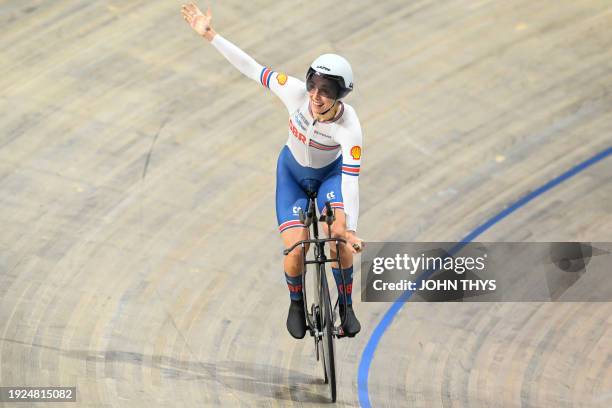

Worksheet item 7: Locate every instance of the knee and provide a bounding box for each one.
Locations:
[286,248,303,263]
[285,242,309,264]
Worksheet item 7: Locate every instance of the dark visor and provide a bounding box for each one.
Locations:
[306,73,340,99]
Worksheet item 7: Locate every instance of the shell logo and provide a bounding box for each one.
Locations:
[277,72,288,86]
[350,145,361,160]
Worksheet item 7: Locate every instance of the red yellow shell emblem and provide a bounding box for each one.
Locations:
[277,72,288,86]
[350,145,361,160]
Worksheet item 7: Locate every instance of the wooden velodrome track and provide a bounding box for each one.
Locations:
[1,0,611,406]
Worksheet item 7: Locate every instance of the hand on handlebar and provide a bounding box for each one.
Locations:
[345,231,364,254]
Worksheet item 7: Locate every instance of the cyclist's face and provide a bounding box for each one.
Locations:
[308,75,338,115]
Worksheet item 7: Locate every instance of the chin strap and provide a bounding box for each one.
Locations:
[317,100,339,120]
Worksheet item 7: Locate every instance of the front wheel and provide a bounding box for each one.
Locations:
[320,268,336,402]
[314,304,328,384]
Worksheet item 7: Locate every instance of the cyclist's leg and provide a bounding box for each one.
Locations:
[317,171,351,267]
[276,147,310,338]
[276,147,310,278]
[317,173,360,336]
[320,208,354,300]
[317,174,353,297]
[318,207,351,266]
[281,227,308,276]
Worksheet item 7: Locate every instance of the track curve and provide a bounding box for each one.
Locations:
[1,1,611,407]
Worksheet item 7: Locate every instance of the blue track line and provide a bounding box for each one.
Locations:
[357,146,612,408]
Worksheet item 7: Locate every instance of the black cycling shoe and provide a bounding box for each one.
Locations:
[287,299,307,339]
[339,304,361,337]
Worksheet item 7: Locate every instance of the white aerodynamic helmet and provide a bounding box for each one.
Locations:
[306,54,354,99]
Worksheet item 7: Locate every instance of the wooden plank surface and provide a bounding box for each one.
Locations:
[1,0,611,406]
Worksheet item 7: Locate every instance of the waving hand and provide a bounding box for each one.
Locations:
[181,2,215,40]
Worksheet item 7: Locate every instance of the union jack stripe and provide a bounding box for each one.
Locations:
[342,163,360,176]
[260,67,274,88]
[322,202,344,215]
[309,140,340,151]
[278,219,306,232]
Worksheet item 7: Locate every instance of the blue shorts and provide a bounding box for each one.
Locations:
[276,146,344,233]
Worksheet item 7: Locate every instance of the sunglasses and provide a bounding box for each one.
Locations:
[306,75,340,99]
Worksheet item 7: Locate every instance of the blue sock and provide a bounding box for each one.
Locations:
[285,272,303,301]
[332,266,353,304]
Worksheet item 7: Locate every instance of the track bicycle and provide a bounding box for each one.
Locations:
[283,189,351,403]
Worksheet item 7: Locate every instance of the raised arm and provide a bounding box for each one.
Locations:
[181,2,305,112]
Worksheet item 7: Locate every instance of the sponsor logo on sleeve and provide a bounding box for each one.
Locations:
[277,72,288,86]
[350,145,361,160]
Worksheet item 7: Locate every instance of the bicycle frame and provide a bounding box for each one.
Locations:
[283,196,350,335]
[282,193,349,402]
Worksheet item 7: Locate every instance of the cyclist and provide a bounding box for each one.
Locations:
[182,3,363,339]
